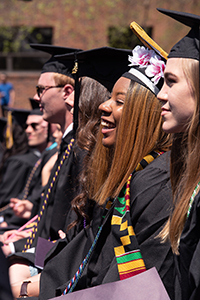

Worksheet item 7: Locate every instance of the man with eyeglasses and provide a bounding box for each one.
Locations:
[1,45,85,283]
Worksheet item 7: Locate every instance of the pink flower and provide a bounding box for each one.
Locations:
[128,45,155,67]
[145,56,165,85]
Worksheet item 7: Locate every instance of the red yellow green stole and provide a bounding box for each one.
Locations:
[111,151,162,280]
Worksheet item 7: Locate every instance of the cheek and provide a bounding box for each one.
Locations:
[115,107,123,125]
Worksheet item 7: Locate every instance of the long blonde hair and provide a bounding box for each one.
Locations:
[95,80,172,205]
[160,58,200,254]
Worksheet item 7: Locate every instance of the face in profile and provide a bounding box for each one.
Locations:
[52,124,63,149]
[33,72,66,124]
[98,77,130,148]
[157,58,196,134]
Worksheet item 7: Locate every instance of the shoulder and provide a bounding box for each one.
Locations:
[7,150,38,165]
[130,151,171,199]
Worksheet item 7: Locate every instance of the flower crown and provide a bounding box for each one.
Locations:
[128,45,165,85]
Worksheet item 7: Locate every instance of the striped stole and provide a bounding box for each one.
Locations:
[23,138,75,251]
[62,150,162,294]
[111,151,162,280]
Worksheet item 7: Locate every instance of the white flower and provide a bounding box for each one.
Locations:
[145,56,165,85]
[128,45,156,68]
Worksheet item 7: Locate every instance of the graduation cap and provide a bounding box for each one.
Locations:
[56,47,132,92]
[29,97,40,110]
[11,108,31,129]
[157,9,200,122]
[120,22,168,96]
[157,8,200,61]
[56,47,132,133]
[30,44,82,78]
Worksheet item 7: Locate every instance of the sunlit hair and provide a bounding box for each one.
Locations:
[76,77,110,151]
[159,58,199,254]
[69,77,111,228]
[53,72,75,87]
[94,80,172,205]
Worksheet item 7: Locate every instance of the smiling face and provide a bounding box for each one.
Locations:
[25,114,48,152]
[98,77,130,148]
[157,58,196,134]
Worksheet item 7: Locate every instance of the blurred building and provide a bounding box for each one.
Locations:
[0,0,199,111]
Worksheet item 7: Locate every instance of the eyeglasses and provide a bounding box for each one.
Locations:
[36,85,64,97]
[24,122,40,130]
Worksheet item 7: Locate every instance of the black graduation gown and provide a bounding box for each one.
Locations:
[0,149,40,220]
[174,189,200,300]
[11,130,85,260]
[38,151,175,300]
[0,247,13,300]
[3,145,58,228]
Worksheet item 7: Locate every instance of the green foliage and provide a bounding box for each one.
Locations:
[108,26,152,49]
[0,26,34,53]
[0,26,52,53]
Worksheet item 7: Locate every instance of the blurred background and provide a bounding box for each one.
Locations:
[0,0,199,113]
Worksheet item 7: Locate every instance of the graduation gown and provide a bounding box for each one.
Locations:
[0,149,40,218]
[38,151,175,300]
[174,189,200,300]
[0,247,13,300]
[11,130,85,259]
[3,144,58,228]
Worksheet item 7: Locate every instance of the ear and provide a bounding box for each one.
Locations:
[63,84,74,108]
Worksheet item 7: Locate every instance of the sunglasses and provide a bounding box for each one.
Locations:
[36,85,64,97]
[24,123,40,130]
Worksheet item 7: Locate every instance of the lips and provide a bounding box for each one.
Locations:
[161,107,170,116]
[101,119,115,129]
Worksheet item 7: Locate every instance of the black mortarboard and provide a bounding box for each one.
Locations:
[11,108,31,128]
[29,109,43,116]
[30,44,82,78]
[56,47,132,133]
[29,97,40,110]
[56,47,132,92]
[157,8,200,60]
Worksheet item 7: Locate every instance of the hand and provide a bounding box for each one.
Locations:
[1,229,18,243]
[0,221,8,227]
[10,198,33,219]
[58,230,66,239]
[1,244,11,257]
[3,230,32,244]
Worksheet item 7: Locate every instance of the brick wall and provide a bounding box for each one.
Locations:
[0,0,200,111]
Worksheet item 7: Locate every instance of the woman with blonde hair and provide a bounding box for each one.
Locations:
[157,8,200,300]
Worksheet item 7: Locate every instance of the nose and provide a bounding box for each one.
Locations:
[157,84,168,104]
[99,98,113,115]
[25,124,33,134]
[33,93,40,103]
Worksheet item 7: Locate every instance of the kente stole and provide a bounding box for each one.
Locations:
[62,150,162,295]
[111,150,162,280]
[111,151,161,280]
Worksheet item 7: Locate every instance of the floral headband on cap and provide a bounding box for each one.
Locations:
[123,45,166,95]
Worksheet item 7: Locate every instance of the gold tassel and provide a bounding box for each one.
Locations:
[130,21,168,60]
[5,110,13,149]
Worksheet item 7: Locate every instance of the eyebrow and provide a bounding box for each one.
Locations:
[164,72,177,78]
[116,91,127,96]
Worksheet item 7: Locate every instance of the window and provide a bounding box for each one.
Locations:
[108,26,152,50]
[0,26,53,71]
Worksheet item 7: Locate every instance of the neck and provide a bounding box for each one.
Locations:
[35,142,48,154]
